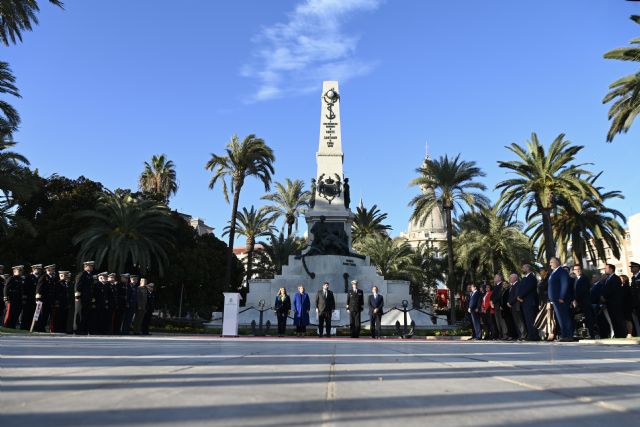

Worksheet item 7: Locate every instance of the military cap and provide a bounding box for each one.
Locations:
[58,270,70,275]
[108,273,117,278]
[97,271,109,277]
[130,274,139,279]
[121,273,130,278]
[44,264,56,269]
[630,261,640,268]
[31,264,43,269]
[83,260,95,266]
[0,265,4,269]
[12,265,24,270]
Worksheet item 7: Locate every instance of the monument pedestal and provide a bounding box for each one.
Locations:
[235,81,438,329]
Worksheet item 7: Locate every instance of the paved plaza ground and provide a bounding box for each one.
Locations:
[1,335,639,427]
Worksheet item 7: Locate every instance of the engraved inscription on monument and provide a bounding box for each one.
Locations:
[322,88,340,147]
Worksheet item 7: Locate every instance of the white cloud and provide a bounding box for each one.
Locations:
[242,0,381,103]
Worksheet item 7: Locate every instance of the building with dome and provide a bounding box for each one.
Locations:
[399,144,447,257]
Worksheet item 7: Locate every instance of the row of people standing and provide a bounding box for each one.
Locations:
[467,258,640,341]
[2,261,156,335]
[273,280,385,338]
[468,264,541,341]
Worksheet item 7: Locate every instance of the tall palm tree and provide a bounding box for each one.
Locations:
[455,206,533,280]
[205,134,275,291]
[497,133,599,264]
[409,154,488,322]
[527,174,625,266]
[351,201,392,243]
[0,61,21,133]
[223,206,275,287]
[73,192,176,276]
[603,15,640,142]
[261,178,309,237]
[138,154,178,204]
[0,0,64,46]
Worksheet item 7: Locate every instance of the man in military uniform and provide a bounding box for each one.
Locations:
[141,282,155,335]
[74,260,95,335]
[112,273,129,334]
[54,271,72,333]
[104,273,118,334]
[91,272,109,334]
[3,265,24,329]
[346,280,364,338]
[122,274,139,334]
[133,278,148,334]
[21,264,42,330]
[35,264,58,332]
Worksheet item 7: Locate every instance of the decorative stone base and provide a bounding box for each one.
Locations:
[238,254,440,327]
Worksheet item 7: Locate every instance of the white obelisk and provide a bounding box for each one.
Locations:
[306,81,355,248]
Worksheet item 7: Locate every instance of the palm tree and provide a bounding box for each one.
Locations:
[355,234,420,280]
[0,61,21,133]
[253,232,306,278]
[603,15,640,142]
[139,154,178,204]
[205,134,275,291]
[409,154,487,322]
[73,192,176,276]
[411,242,446,308]
[455,206,533,280]
[0,135,30,199]
[496,133,599,264]
[223,206,275,287]
[351,201,392,243]
[0,0,64,46]
[528,174,625,266]
[261,178,309,237]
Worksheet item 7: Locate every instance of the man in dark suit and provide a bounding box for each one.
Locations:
[490,273,507,340]
[630,262,640,334]
[548,257,574,341]
[572,264,594,338]
[601,263,626,338]
[468,283,482,339]
[315,281,335,337]
[346,280,364,338]
[507,273,526,340]
[518,264,539,341]
[368,286,384,339]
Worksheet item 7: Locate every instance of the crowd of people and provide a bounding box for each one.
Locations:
[465,258,640,341]
[1,260,156,335]
[4,256,639,342]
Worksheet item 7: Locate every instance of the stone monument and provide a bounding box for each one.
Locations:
[236,81,434,329]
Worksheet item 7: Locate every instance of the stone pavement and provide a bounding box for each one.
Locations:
[1,335,639,426]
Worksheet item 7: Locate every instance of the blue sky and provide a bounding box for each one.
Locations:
[4,0,640,244]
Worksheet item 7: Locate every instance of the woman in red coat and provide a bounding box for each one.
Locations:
[481,283,496,340]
